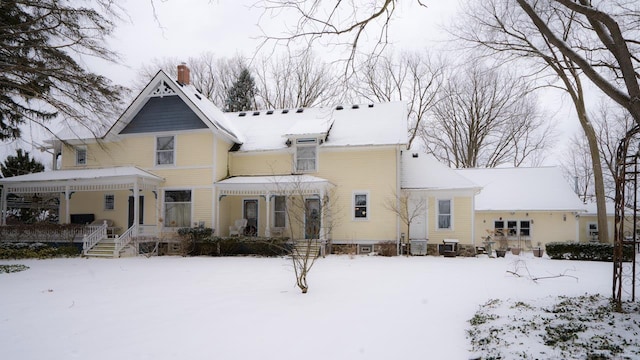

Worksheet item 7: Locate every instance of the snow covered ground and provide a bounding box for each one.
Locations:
[0,254,626,359]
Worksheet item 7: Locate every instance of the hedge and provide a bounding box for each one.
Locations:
[546,242,634,262]
[0,242,81,259]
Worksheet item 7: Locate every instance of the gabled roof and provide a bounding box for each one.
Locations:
[401,152,480,191]
[457,167,585,212]
[52,71,242,144]
[226,102,408,151]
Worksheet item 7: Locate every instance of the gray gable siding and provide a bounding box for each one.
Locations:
[120,96,208,134]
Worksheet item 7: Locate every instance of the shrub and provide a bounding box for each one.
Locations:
[0,243,80,259]
[193,237,292,257]
[546,242,634,262]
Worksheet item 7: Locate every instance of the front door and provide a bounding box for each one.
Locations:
[305,198,320,239]
[128,196,144,228]
[243,199,258,236]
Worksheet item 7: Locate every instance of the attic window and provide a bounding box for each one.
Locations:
[296,108,304,113]
[267,110,274,115]
[238,112,246,117]
[295,138,318,173]
[195,94,201,100]
[336,105,344,110]
[352,104,359,109]
[253,111,260,116]
[282,109,289,114]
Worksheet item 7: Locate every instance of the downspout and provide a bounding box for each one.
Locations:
[212,136,218,233]
[396,145,402,255]
[471,191,476,247]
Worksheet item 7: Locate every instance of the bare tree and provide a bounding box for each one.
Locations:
[384,190,426,256]
[135,53,249,108]
[353,51,444,149]
[561,135,595,203]
[254,51,343,109]
[453,0,617,241]
[423,63,552,168]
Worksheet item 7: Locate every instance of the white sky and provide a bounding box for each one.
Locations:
[1,0,585,167]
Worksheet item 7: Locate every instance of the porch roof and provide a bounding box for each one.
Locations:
[0,167,164,193]
[216,175,334,196]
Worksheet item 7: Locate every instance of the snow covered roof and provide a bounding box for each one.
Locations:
[0,166,163,183]
[457,167,585,212]
[401,152,480,191]
[226,102,408,151]
[583,201,616,216]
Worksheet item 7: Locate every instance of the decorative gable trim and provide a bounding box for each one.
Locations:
[149,81,176,97]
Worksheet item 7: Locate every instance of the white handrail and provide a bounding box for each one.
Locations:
[114,224,137,257]
[82,221,108,255]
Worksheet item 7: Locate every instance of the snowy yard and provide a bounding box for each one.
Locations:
[0,254,632,359]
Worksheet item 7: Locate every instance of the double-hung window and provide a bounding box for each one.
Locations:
[295,138,317,172]
[75,146,87,165]
[164,190,191,228]
[520,220,531,237]
[156,136,175,166]
[273,196,286,228]
[354,192,369,220]
[437,199,452,230]
[104,194,115,211]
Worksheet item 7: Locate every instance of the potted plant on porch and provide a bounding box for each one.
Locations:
[533,242,544,257]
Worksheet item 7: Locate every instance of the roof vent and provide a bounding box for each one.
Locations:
[282,109,289,114]
[195,93,201,100]
[266,110,274,115]
[352,104,359,109]
[412,153,419,158]
[336,105,344,110]
[296,108,304,113]
[238,112,246,117]
[253,111,260,116]
[368,104,374,108]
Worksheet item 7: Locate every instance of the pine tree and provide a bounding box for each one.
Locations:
[0,1,126,141]
[0,149,44,178]
[225,68,257,112]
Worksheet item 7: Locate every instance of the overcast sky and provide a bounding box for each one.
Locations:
[4,0,585,167]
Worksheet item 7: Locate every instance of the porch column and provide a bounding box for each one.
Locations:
[265,192,271,237]
[0,186,6,225]
[319,189,326,242]
[214,188,220,236]
[64,186,70,224]
[133,181,140,236]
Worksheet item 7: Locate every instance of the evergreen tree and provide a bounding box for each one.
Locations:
[225,68,257,112]
[0,1,126,141]
[0,149,44,178]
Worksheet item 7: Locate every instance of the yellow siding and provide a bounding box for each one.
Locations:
[426,196,474,245]
[229,152,292,176]
[578,215,614,243]
[474,211,578,248]
[192,188,213,228]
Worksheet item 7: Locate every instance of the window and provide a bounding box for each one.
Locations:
[104,194,115,211]
[587,222,598,240]
[164,190,191,227]
[494,220,504,236]
[295,138,317,172]
[75,147,87,165]
[437,199,452,229]
[507,221,518,237]
[354,193,368,219]
[520,220,531,237]
[273,196,286,228]
[156,136,175,165]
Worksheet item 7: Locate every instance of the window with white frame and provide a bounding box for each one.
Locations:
[75,146,87,165]
[494,220,505,236]
[520,220,531,237]
[295,138,317,172]
[164,190,191,227]
[273,196,286,228]
[156,135,175,165]
[437,199,452,229]
[104,194,115,211]
[354,192,368,219]
[507,220,518,237]
[587,222,598,240]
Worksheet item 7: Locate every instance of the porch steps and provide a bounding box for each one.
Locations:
[290,241,323,259]
[84,239,136,258]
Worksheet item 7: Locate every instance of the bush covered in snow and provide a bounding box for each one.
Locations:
[0,242,80,259]
[546,242,634,262]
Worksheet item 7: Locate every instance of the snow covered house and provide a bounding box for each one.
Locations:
[0,65,482,255]
[457,167,587,249]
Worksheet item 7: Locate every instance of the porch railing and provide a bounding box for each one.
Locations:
[114,224,136,256]
[82,221,108,255]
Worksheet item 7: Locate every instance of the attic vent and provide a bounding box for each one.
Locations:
[238,112,246,117]
[412,153,419,158]
[368,104,374,108]
[195,93,201,100]
[253,111,260,116]
[336,105,344,110]
[282,109,289,114]
[266,110,274,115]
[296,108,304,113]
[352,104,359,109]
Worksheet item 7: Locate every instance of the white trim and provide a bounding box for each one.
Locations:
[352,190,370,221]
[272,195,287,228]
[155,134,176,167]
[162,188,193,229]
[436,198,453,231]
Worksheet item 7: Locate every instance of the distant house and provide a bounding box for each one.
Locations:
[579,202,616,243]
[457,167,586,248]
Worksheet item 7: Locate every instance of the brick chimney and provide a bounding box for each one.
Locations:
[177,63,190,85]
